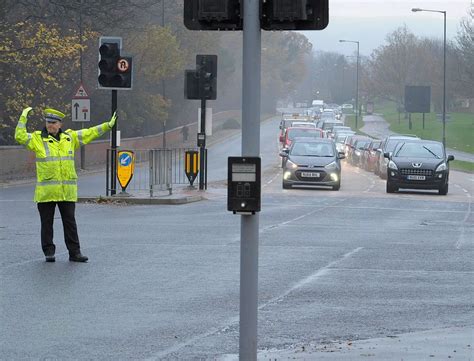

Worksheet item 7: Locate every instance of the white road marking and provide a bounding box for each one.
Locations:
[259,247,363,309]
[146,247,363,360]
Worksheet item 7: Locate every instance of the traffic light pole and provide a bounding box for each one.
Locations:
[199,98,206,190]
[110,89,118,195]
[240,0,261,359]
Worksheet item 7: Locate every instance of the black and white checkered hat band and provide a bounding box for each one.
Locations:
[45,113,62,122]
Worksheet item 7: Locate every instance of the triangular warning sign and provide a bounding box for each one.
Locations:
[73,83,89,98]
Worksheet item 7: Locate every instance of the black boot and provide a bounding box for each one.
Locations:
[69,253,88,262]
[45,255,56,262]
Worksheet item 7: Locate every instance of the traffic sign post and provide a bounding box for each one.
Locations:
[117,150,135,194]
[184,150,199,187]
[72,83,90,170]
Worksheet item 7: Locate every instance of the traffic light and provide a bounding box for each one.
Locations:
[261,0,329,30]
[116,56,133,89]
[197,55,217,100]
[184,0,329,31]
[98,42,133,89]
[184,0,243,30]
[185,70,200,99]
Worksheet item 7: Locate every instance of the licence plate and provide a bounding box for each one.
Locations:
[301,172,320,178]
[407,175,426,180]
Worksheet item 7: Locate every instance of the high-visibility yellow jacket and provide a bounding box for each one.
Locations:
[15,116,112,202]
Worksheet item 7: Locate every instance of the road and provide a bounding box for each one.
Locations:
[1,117,473,360]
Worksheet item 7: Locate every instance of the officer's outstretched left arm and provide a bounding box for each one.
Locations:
[69,112,117,150]
[15,107,35,151]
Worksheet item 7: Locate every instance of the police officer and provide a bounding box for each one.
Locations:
[15,107,117,262]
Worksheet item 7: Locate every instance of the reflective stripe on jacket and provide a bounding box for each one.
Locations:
[15,117,111,202]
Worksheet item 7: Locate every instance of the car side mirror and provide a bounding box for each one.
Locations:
[447,155,455,162]
[279,149,289,157]
[338,152,345,159]
[384,152,391,159]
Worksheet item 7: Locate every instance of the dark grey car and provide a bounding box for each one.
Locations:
[280,138,345,190]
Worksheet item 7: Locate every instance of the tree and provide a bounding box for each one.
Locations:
[0,20,95,144]
[368,26,420,107]
[118,25,185,135]
[454,10,474,98]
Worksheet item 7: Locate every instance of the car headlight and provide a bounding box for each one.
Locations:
[355,150,361,156]
[325,161,337,170]
[287,160,298,169]
[388,160,398,170]
[436,163,447,172]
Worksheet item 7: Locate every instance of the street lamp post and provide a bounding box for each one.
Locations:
[339,40,360,129]
[412,7,447,148]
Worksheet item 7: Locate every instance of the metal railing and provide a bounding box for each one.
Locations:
[106,148,198,197]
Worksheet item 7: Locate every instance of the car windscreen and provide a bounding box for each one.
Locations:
[371,141,382,149]
[288,129,321,139]
[355,140,370,149]
[394,142,444,158]
[290,142,335,157]
[385,138,412,152]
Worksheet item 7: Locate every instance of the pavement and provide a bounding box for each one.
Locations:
[360,114,474,163]
[218,326,473,360]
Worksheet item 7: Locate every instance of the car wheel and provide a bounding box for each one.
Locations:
[282,181,291,189]
[386,181,398,193]
[439,183,448,195]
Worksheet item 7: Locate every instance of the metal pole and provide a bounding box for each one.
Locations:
[110,90,118,195]
[79,0,86,170]
[355,42,359,129]
[204,148,208,190]
[199,99,206,190]
[240,1,261,359]
[442,11,446,148]
[161,0,167,148]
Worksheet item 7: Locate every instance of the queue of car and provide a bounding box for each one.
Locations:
[343,133,455,195]
[278,105,347,190]
[278,107,455,195]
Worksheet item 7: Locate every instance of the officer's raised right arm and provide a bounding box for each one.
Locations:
[15,107,34,150]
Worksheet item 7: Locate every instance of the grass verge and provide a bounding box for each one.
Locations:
[375,102,474,154]
[450,160,474,173]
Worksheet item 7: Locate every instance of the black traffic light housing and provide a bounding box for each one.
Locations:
[184,0,243,30]
[184,0,329,31]
[98,42,133,89]
[261,0,328,30]
[197,55,217,100]
[184,70,200,99]
[185,55,218,100]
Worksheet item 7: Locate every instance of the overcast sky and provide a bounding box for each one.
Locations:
[301,0,472,56]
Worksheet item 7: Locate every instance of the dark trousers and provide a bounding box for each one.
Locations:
[37,202,81,256]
